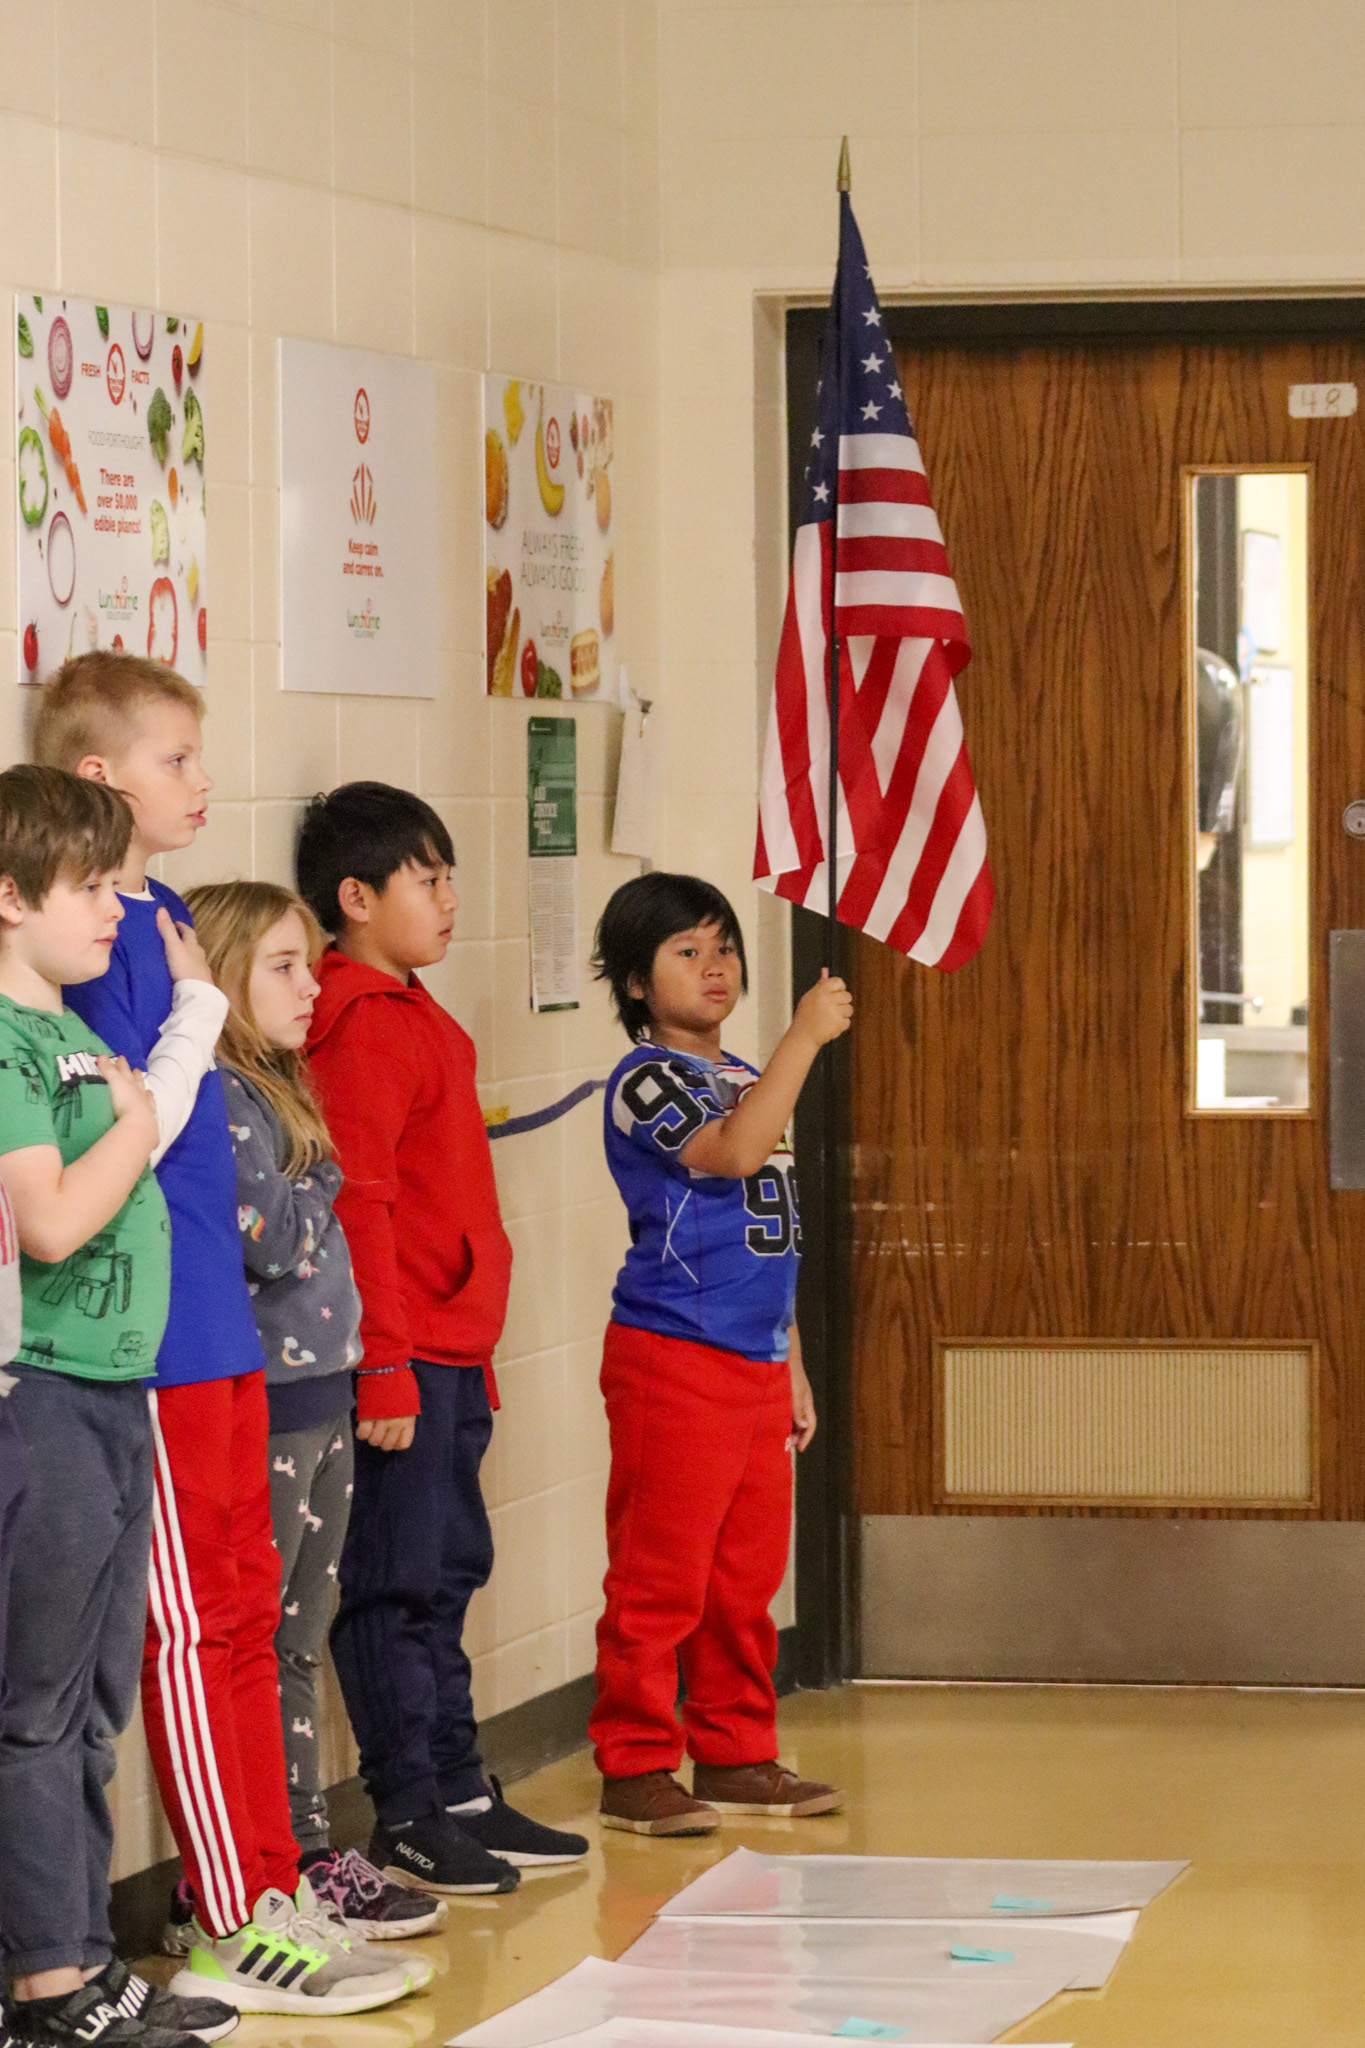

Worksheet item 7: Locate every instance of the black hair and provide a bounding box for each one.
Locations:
[592,871,748,1042]
[295,781,455,937]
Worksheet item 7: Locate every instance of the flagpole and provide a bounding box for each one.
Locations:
[828,136,849,961]
[821,136,851,1684]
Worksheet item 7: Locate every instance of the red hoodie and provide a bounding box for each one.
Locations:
[306,950,511,1421]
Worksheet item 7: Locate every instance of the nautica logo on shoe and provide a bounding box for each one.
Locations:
[398,1843,436,1870]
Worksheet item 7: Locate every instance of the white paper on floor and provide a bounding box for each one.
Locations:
[659,1847,1188,1922]
[447,1955,1080,2048]
[622,1911,1128,1991]
[496,2022,1074,2048]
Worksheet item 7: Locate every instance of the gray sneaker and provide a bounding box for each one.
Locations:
[167,1883,411,2017]
[292,1874,434,1993]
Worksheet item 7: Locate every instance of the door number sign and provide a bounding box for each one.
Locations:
[1289,383,1357,418]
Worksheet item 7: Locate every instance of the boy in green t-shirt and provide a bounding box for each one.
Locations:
[0,767,236,2048]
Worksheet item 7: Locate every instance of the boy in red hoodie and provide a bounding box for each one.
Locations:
[298,784,587,1895]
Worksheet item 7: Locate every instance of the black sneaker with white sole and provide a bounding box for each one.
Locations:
[370,1813,521,1895]
[1,1973,207,2046]
[447,1774,589,1868]
[82,1961,238,2043]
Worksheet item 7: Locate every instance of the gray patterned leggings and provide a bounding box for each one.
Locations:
[267,1414,354,1859]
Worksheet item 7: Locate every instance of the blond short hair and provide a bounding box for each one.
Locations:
[31,650,205,771]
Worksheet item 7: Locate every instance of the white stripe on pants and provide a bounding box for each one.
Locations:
[146,1388,250,1935]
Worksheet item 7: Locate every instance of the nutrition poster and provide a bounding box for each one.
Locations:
[527,716,579,1012]
[279,339,436,697]
[484,374,616,702]
[15,291,207,686]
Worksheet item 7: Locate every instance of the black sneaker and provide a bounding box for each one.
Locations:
[448,1773,590,1867]
[2,1975,203,2045]
[370,1813,521,1895]
[82,1960,237,2043]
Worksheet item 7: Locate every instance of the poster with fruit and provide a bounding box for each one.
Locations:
[15,291,207,687]
[484,375,615,702]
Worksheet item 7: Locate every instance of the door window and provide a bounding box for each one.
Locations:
[1187,469,1311,1112]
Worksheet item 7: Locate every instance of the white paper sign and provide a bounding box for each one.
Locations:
[1289,382,1357,418]
[1247,663,1295,847]
[1240,528,1282,655]
[529,857,579,1012]
[280,340,436,696]
[612,703,661,860]
[15,291,207,685]
[484,374,615,702]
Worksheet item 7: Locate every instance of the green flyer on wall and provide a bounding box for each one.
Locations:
[527,716,579,1011]
[528,715,577,855]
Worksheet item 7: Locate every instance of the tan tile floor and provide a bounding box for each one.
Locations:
[144,1681,1365,2047]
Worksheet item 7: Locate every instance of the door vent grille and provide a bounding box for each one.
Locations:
[936,1343,1317,1508]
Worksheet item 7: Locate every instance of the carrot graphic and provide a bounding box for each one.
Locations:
[34,386,87,514]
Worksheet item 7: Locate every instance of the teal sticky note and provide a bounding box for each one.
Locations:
[991,1894,1053,1912]
[950,1944,1014,1964]
[833,2023,908,2041]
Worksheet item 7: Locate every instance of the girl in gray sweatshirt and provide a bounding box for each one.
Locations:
[184,881,445,1947]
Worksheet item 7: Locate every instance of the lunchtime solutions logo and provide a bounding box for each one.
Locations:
[106,344,125,405]
[354,387,370,443]
[98,576,138,620]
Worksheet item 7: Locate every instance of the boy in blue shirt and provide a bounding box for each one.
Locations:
[590,872,851,1836]
[33,656,412,2021]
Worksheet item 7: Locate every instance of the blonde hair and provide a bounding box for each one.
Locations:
[182,881,332,1178]
[32,650,205,770]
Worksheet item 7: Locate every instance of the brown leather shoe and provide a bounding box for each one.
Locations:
[690,1759,844,1816]
[600,1770,721,1836]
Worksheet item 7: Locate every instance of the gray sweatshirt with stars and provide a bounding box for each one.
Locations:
[223,1069,363,1404]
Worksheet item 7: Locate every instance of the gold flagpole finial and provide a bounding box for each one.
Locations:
[837,135,850,193]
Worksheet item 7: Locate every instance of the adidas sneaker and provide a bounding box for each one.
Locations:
[167,1884,411,2017]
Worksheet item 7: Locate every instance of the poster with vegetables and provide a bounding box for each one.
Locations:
[484,375,615,702]
[279,339,436,697]
[15,291,206,686]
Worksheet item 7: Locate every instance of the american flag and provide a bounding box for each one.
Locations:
[755,193,992,968]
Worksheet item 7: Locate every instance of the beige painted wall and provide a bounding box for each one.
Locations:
[0,0,662,1880]
[0,0,1359,1882]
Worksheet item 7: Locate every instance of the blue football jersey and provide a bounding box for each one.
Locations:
[605,1042,802,1362]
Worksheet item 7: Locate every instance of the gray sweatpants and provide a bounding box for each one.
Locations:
[268,1414,354,1859]
[0,1368,152,1979]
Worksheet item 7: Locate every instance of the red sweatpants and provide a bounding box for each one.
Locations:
[590,1320,793,1780]
[144,1374,298,1936]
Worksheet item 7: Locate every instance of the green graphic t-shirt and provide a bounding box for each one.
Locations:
[0,995,170,1381]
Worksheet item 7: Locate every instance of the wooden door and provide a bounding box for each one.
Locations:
[851,331,1365,1640]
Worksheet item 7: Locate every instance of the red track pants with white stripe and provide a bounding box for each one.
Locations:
[145,1373,298,1936]
[589,1321,794,1781]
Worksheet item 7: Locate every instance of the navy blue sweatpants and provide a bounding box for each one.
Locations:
[0,1395,27,1702]
[330,1361,493,1826]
